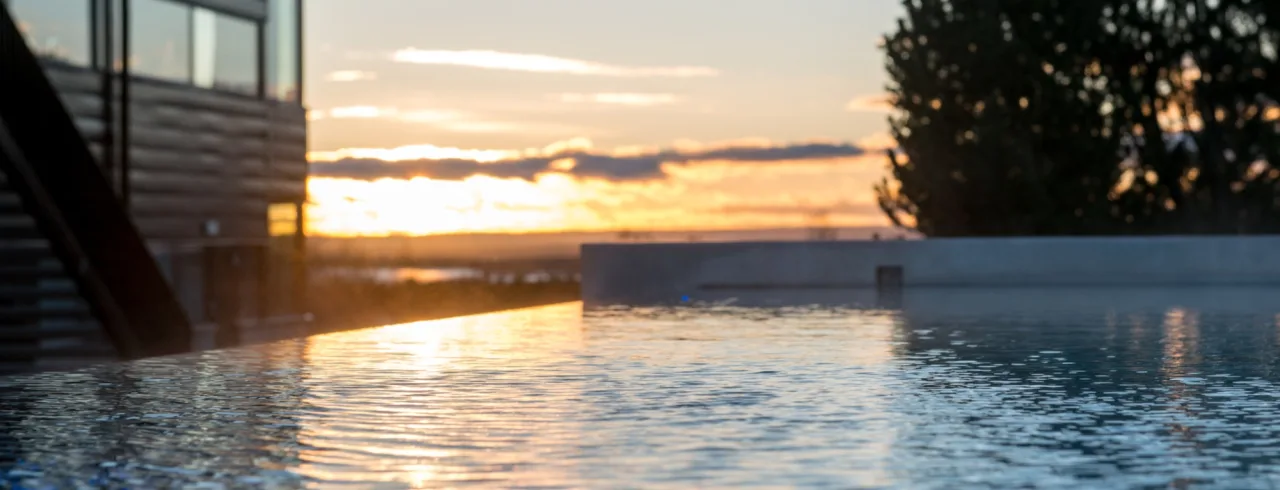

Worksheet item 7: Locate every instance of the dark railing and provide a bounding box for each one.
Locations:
[0,4,191,358]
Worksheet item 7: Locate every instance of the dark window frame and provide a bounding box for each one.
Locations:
[7,0,300,104]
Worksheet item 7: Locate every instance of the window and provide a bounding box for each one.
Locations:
[268,202,300,237]
[7,0,92,66]
[129,0,191,82]
[265,0,300,102]
[8,0,272,98]
[193,8,259,96]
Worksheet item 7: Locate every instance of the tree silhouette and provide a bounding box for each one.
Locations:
[878,0,1280,236]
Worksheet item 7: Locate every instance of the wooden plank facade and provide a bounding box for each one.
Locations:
[45,67,307,238]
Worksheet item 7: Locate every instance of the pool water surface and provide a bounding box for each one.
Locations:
[5,289,1280,488]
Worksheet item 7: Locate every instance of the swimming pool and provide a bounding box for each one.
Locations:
[5,289,1280,488]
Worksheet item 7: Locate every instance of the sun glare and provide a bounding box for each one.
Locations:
[305,156,888,237]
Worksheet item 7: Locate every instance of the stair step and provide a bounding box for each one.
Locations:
[0,322,100,341]
[0,264,68,281]
[0,215,35,227]
[0,193,21,212]
[0,216,41,239]
[0,283,81,300]
[0,240,55,262]
[0,304,92,322]
[0,238,50,249]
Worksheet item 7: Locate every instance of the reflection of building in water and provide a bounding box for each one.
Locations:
[0,384,30,469]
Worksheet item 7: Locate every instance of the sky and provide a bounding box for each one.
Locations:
[304,0,904,236]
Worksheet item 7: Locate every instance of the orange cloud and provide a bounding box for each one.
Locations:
[856,132,898,151]
[326,106,394,118]
[309,138,595,164]
[326,70,378,82]
[310,106,589,135]
[309,144,517,163]
[392,49,720,77]
[846,94,894,113]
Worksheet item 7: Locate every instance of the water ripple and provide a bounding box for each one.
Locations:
[5,293,1280,487]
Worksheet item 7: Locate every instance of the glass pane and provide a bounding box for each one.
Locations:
[192,8,216,88]
[265,0,299,102]
[193,8,258,96]
[269,202,299,237]
[129,0,191,82]
[215,13,258,95]
[8,0,92,66]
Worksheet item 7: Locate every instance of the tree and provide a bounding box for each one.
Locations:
[877,0,1280,236]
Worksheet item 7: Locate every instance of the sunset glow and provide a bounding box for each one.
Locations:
[308,144,518,164]
[391,49,721,78]
[306,152,887,236]
[305,0,896,236]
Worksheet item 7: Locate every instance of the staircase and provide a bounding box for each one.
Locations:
[0,174,115,373]
[0,2,191,374]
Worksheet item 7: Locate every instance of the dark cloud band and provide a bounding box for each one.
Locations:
[311,142,867,182]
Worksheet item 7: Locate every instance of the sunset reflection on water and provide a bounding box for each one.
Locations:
[8,293,1280,488]
[295,306,586,486]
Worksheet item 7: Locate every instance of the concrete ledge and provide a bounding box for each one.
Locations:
[581,236,1280,306]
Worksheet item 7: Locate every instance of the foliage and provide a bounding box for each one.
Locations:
[878,0,1280,236]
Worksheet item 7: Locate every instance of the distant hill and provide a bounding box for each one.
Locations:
[309,226,914,263]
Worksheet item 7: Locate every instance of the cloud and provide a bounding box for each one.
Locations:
[846,94,894,113]
[310,106,584,135]
[392,48,719,77]
[310,144,514,163]
[855,131,898,151]
[326,106,395,119]
[326,70,378,82]
[717,201,880,216]
[554,93,681,107]
[314,157,555,181]
[310,140,868,182]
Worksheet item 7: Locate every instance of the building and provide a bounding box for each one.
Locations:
[0,0,308,372]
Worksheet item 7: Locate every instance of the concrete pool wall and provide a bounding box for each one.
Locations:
[581,236,1280,305]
